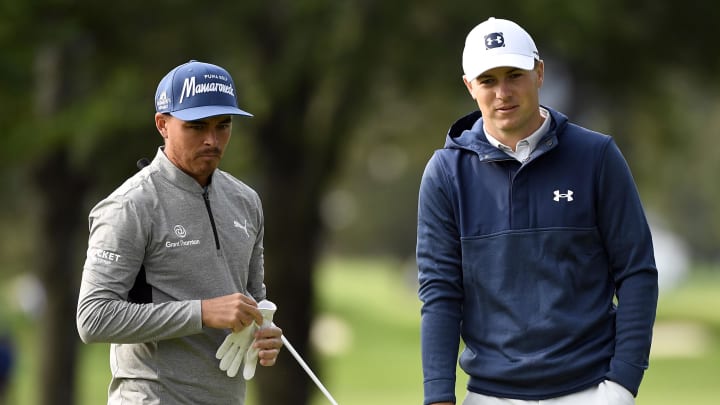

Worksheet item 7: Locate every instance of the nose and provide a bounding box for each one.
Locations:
[203,128,219,146]
[496,79,512,100]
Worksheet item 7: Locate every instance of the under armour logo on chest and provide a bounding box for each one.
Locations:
[553,190,574,202]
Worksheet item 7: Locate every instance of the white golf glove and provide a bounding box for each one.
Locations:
[215,299,277,378]
[243,299,277,380]
[216,322,256,378]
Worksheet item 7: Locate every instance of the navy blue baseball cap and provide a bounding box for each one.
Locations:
[155,60,252,120]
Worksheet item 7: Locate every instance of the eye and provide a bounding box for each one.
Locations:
[479,78,495,86]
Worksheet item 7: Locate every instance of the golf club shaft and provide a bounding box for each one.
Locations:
[281,335,339,405]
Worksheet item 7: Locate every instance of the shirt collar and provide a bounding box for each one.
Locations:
[155,146,209,193]
[484,107,550,162]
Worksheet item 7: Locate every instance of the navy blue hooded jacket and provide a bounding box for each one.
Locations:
[417,107,658,404]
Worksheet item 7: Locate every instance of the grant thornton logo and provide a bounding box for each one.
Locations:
[167,224,200,248]
[173,225,187,238]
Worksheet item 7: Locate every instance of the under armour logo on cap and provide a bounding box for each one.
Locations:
[484,33,505,49]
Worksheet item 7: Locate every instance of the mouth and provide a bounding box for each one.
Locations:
[197,150,221,159]
[496,105,518,113]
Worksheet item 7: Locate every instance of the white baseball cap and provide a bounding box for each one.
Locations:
[462,17,540,81]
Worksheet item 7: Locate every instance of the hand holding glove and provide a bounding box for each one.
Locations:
[215,299,277,378]
[243,299,277,380]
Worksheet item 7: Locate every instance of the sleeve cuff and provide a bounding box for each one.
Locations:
[606,358,646,397]
[191,299,204,332]
[424,378,456,405]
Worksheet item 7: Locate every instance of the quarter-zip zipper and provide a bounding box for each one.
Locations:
[202,188,221,250]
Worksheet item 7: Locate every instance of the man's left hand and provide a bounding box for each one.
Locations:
[253,324,283,367]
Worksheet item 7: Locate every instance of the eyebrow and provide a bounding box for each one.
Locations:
[187,117,233,125]
[477,67,523,80]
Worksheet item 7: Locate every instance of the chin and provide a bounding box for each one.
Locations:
[194,161,218,173]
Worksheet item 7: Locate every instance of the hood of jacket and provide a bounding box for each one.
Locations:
[443,106,570,158]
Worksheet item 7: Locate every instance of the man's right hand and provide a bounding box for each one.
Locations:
[201,293,263,332]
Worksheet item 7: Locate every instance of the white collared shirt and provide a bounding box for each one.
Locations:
[484,107,550,162]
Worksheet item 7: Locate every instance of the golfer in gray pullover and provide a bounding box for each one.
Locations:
[77,60,283,404]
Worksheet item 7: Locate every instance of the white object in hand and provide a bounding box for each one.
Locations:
[243,299,277,380]
[216,322,255,377]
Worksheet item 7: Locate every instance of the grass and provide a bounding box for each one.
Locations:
[635,271,720,405]
[4,257,720,404]
[299,257,457,405]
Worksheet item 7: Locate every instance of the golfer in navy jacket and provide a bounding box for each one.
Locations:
[416,17,658,405]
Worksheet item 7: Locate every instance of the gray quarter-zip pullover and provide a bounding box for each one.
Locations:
[77,147,265,404]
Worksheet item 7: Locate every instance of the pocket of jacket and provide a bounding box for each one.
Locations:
[601,380,635,405]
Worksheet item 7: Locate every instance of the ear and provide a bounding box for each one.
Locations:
[462,75,475,99]
[155,113,169,139]
[536,60,545,88]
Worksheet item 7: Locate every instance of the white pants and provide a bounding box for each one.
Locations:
[462,381,634,405]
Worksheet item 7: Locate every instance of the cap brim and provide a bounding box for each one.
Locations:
[464,54,536,81]
[170,105,253,121]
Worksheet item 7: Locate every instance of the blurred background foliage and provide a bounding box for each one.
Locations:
[1,0,719,404]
